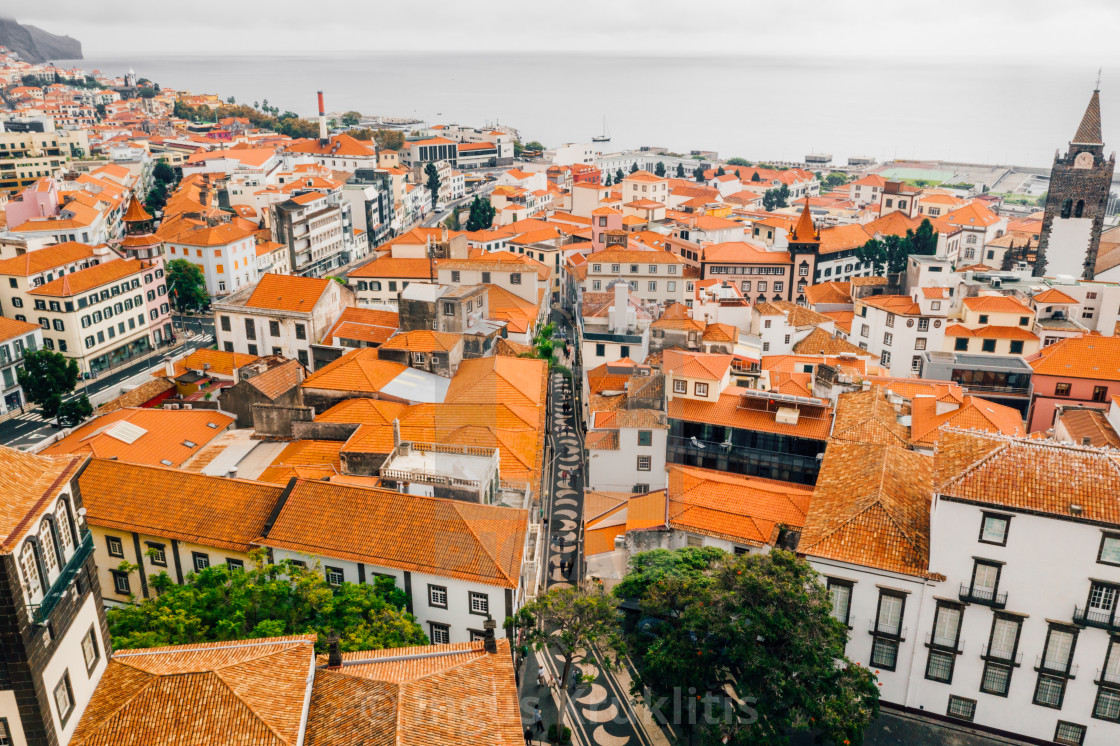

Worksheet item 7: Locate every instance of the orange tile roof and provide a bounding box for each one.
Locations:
[1056,408,1120,448]
[663,350,732,381]
[97,378,176,415]
[864,376,965,404]
[483,284,539,335]
[703,322,739,344]
[258,440,344,484]
[305,639,523,746]
[942,201,1000,228]
[40,408,234,468]
[831,388,912,447]
[791,327,867,357]
[325,307,399,346]
[818,224,872,254]
[703,241,790,264]
[379,330,461,353]
[800,442,933,578]
[244,359,305,399]
[0,316,40,342]
[961,294,1033,314]
[864,210,922,238]
[0,447,86,553]
[667,464,813,546]
[444,356,546,407]
[910,396,1024,448]
[72,635,316,746]
[79,459,284,553]
[934,430,1120,524]
[29,258,146,297]
[315,398,409,425]
[623,170,666,183]
[804,281,853,306]
[944,324,1038,341]
[859,294,922,316]
[349,255,434,280]
[822,310,854,333]
[301,348,408,393]
[165,348,259,378]
[1032,288,1079,305]
[261,480,527,587]
[667,387,833,441]
[1028,334,1120,381]
[242,273,331,313]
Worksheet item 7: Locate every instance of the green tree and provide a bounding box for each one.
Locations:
[727,157,752,167]
[716,165,726,176]
[855,238,888,274]
[94,103,107,119]
[654,161,666,177]
[465,196,496,232]
[57,395,93,427]
[373,129,405,151]
[615,168,625,184]
[340,110,361,127]
[618,549,879,746]
[226,96,236,105]
[424,162,441,209]
[137,87,156,99]
[676,163,686,178]
[907,218,938,257]
[17,349,81,420]
[144,184,168,214]
[525,140,544,152]
[693,165,705,183]
[165,259,209,311]
[531,322,558,365]
[108,551,427,653]
[823,172,851,188]
[750,171,761,182]
[629,162,640,174]
[152,161,176,185]
[776,183,790,207]
[604,173,613,186]
[762,190,777,212]
[509,584,622,740]
[513,140,524,158]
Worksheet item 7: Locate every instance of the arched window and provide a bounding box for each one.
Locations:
[39,523,58,578]
[1061,199,1073,218]
[20,543,41,600]
[1075,200,1085,218]
[55,501,73,553]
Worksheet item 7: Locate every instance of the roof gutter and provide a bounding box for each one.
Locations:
[297,639,316,746]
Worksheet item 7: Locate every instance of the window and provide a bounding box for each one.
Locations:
[1034,625,1078,709]
[1093,385,1109,403]
[951,337,969,352]
[648,281,657,292]
[325,566,344,586]
[978,314,989,324]
[880,351,891,366]
[244,318,256,340]
[860,324,869,337]
[429,584,448,609]
[56,503,73,551]
[1053,722,1086,745]
[106,535,124,558]
[146,542,167,567]
[826,579,852,626]
[1055,382,1072,397]
[926,602,963,683]
[918,317,929,332]
[946,696,976,722]
[111,570,130,594]
[1100,534,1120,566]
[450,270,460,283]
[967,560,1002,604]
[694,382,708,397]
[637,455,652,471]
[870,591,905,670]
[510,272,522,285]
[886,313,895,328]
[673,379,687,394]
[81,626,100,673]
[429,622,450,645]
[1009,340,1024,355]
[269,320,280,337]
[637,430,652,447]
[220,315,231,332]
[883,332,893,346]
[469,591,489,615]
[980,513,1010,546]
[686,535,703,548]
[192,552,210,572]
[595,343,605,357]
[981,339,996,353]
[914,337,926,350]
[53,672,74,726]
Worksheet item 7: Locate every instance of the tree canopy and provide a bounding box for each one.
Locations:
[340,110,361,126]
[373,128,405,151]
[424,162,442,208]
[727,157,752,167]
[616,548,880,746]
[165,259,209,311]
[465,196,496,232]
[855,218,938,274]
[654,161,666,177]
[676,163,686,178]
[762,184,790,211]
[108,552,427,653]
[693,165,706,183]
[17,349,82,420]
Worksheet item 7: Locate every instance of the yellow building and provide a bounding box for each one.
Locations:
[944,294,1040,357]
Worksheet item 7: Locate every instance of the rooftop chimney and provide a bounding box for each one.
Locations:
[317,90,329,146]
[326,632,342,668]
[482,617,497,654]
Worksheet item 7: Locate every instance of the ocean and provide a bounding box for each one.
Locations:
[53,52,1114,169]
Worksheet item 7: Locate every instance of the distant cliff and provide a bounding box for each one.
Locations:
[0,18,81,64]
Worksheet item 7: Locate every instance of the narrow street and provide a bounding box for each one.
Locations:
[522,309,665,746]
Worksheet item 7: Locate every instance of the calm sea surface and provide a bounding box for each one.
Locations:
[54,52,1114,168]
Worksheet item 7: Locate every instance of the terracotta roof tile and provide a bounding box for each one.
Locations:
[0,241,98,276]
[326,307,399,346]
[662,349,732,381]
[0,447,85,553]
[832,388,912,447]
[245,360,305,399]
[1028,334,1120,381]
[243,273,331,313]
[258,440,344,484]
[380,330,462,353]
[910,396,1024,447]
[800,442,933,577]
[668,387,833,441]
[79,459,284,553]
[165,348,259,378]
[302,348,408,393]
[29,258,147,297]
[261,480,528,587]
[961,294,1032,314]
[792,327,867,356]
[1056,408,1120,449]
[97,378,176,414]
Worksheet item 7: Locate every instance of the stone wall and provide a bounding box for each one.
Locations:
[251,404,315,439]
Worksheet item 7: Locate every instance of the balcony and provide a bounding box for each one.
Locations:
[30,529,93,625]
[959,583,1007,609]
[1073,606,1120,632]
[1035,656,1078,678]
[925,632,964,654]
[980,644,1023,665]
[1097,668,1120,686]
[867,619,907,640]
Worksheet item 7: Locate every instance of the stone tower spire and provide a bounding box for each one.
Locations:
[1072,88,1103,146]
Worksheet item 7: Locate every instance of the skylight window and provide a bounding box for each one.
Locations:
[159,459,173,466]
[182,440,196,448]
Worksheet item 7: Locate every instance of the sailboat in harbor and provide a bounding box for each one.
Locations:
[592,116,611,143]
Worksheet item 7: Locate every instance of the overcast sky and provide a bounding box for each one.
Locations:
[8,0,1120,59]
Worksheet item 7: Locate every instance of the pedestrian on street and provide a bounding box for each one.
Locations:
[525,726,534,745]
[533,706,545,734]
[537,669,548,688]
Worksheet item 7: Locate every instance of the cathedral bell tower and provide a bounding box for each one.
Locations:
[788,201,821,304]
[1033,87,1115,280]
